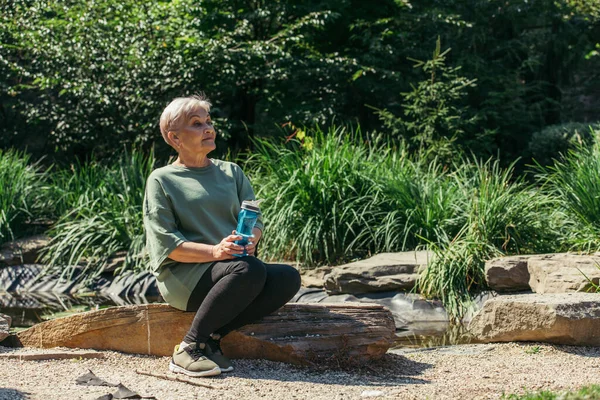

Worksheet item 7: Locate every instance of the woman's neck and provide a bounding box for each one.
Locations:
[173,154,211,168]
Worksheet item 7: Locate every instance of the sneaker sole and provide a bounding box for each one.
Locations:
[169,361,221,377]
[220,366,234,373]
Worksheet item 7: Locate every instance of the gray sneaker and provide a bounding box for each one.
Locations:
[206,334,234,372]
[169,342,221,377]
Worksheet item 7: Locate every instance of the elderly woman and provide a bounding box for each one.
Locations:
[143,95,301,377]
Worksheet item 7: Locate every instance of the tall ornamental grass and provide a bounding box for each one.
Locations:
[373,154,464,251]
[249,126,386,267]
[418,159,559,319]
[0,149,48,245]
[41,149,154,282]
[536,139,600,252]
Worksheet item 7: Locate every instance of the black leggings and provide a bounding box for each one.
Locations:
[183,256,301,344]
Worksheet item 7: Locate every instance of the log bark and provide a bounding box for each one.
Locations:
[16,303,395,365]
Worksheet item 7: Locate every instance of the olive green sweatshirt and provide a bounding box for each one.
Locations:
[143,160,263,310]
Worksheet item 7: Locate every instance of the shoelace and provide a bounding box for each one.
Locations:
[186,345,207,361]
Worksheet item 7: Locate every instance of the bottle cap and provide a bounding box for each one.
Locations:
[241,199,262,212]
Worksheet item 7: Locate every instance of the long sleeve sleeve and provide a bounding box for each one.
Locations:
[143,176,187,271]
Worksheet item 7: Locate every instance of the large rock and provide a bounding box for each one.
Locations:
[0,313,11,342]
[0,235,49,267]
[527,253,600,293]
[300,266,333,288]
[16,303,395,365]
[323,251,430,294]
[468,293,600,346]
[485,255,532,292]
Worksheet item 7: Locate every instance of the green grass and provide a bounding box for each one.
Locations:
[249,126,388,267]
[502,385,600,400]
[40,149,154,282]
[0,149,49,245]
[536,140,600,252]
[8,123,600,322]
[418,158,558,319]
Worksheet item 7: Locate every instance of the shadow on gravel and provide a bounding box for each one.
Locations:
[551,344,600,358]
[223,353,433,387]
[0,388,30,399]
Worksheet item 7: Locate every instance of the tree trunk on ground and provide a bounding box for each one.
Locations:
[16,303,396,366]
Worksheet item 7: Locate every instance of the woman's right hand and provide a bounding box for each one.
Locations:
[212,233,244,260]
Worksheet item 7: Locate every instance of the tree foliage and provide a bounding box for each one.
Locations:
[1,0,599,165]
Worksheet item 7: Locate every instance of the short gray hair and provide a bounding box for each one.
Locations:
[159,94,212,145]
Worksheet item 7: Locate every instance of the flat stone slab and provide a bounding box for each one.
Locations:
[16,303,395,365]
[485,255,532,292]
[485,253,600,293]
[527,253,600,293]
[323,251,430,294]
[468,293,600,346]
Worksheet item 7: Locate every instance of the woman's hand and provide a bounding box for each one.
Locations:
[245,227,262,256]
[212,234,244,260]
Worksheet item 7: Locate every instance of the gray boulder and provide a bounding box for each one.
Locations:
[0,235,49,267]
[485,255,532,292]
[0,313,11,342]
[323,251,430,294]
[468,293,600,346]
[528,253,600,293]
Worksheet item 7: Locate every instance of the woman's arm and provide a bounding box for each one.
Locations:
[168,233,245,263]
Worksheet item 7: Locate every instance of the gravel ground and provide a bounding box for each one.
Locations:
[1,343,599,400]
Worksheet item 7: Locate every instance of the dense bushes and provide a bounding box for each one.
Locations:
[1,0,599,164]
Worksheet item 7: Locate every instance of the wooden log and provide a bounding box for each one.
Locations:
[16,303,395,365]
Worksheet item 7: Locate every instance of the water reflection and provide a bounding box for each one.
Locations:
[394,322,474,348]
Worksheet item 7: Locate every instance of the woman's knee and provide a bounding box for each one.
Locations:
[275,264,302,297]
[232,257,267,285]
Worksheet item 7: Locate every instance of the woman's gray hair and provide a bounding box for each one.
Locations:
[159,94,212,145]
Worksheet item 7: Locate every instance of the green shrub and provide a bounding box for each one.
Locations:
[419,159,557,319]
[0,149,47,245]
[41,149,154,282]
[249,126,387,267]
[373,154,464,252]
[536,138,600,252]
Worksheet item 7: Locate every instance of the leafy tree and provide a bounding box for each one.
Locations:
[375,38,483,161]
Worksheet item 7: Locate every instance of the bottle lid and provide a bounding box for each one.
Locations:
[241,199,262,212]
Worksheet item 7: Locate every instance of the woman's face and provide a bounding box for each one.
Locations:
[174,107,216,155]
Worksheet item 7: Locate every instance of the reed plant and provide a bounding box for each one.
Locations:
[418,158,558,319]
[535,138,600,252]
[373,153,464,251]
[41,149,154,282]
[248,126,389,267]
[0,149,48,245]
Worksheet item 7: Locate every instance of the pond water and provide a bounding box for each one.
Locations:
[1,291,475,348]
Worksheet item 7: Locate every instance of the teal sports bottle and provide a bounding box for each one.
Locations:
[234,200,261,257]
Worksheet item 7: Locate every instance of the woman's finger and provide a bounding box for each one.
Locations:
[225,235,243,242]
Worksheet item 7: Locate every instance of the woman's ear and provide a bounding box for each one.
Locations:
[167,131,180,148]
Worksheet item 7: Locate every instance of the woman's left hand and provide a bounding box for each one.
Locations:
[244,227,262,256]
